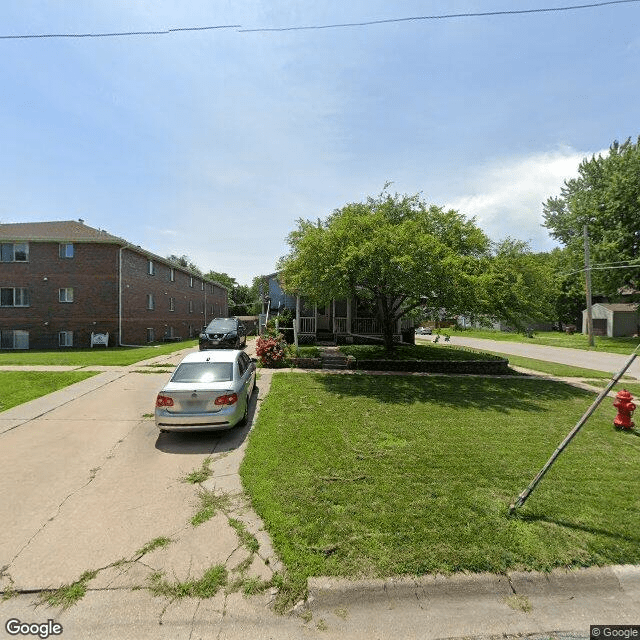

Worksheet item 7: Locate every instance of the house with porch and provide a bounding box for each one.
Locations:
[260,273,413,344]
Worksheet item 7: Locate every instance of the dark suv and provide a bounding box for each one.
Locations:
[199,317,247,350]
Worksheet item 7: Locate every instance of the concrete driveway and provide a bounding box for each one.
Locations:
[0,345,303,638]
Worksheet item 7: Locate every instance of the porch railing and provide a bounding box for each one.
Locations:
[352,318,381,334]
[334,317,347,334]
[299,317,316,334]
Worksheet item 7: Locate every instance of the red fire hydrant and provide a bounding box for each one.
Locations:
[613,389,636,430]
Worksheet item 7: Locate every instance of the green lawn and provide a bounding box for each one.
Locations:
[0,371,99,412]
[241,373,640,593]
[447,328,640,355]
[0,340,197,366]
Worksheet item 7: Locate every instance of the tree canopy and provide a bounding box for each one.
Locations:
[278,189,545,349]
[542,137,640,298]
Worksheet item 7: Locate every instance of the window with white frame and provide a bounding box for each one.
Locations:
[0,329,29,349]
[190,276,193,287]
[59,243,74,258]
[170,268,175,282]
[59,288,74,303]
[147,294,155,310]
[146,327,154,342]
[169,297,175,311]
[188,300,193,313]
[148,260,155,275]
[1,243,29,262]
[59,331,73,347]
[1,288,29,307]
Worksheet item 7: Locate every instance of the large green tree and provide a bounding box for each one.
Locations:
[542,137,640,298]
[278,190,516,350]
[204,271,261,316]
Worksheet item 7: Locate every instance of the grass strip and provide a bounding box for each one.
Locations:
[241,373,640,590]
[0,340,197,366]
[0,371,98,412]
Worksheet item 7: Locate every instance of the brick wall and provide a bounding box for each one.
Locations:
[0,241,229,349]
[0,242,120,349]
[120,250,229,344]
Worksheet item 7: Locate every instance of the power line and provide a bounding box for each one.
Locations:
[0,24,240,40]
[239,0,640,32]
[1,0,638,40]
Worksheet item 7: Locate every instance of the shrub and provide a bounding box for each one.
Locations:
[256,335,288,367]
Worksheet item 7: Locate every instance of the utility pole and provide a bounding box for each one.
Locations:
[584,225,594,347]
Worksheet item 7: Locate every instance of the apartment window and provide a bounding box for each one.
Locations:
[59,243,74,258]
[1,243,28,262]
[201,281,204,290]
[59,331,73,347]
[190,276,194,288]
[1,288,29,307]
[1,329,29,350]
[147,294,155,310]
[146,328,154,343]
[189,300,193,313]
[170,268,175,282]
[59,288,74,303]
[148,260,155,275]
[169,297,175,311]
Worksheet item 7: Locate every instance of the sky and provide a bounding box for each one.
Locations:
[1,1,639,285]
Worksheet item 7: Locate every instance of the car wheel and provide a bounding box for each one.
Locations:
[238,396,249,427]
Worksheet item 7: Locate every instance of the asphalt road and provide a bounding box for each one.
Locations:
[417,334,640,379]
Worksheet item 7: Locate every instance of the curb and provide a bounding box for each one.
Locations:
[306,565,640,609]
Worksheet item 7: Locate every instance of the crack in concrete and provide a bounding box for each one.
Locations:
[6,418,140,571]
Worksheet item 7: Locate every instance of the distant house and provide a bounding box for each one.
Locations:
[260,273,412,344]
[0,220,228,349]
[583,303,639,337]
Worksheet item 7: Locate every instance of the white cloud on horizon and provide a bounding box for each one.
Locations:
[445,147,605,251]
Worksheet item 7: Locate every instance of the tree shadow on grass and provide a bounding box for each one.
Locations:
[316,373,593,414]
[520,512,640,546]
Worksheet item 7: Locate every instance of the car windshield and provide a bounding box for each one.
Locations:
[171,362,233,383]
[206,319,236,332]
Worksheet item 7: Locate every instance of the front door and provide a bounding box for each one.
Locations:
[316,305,331,332]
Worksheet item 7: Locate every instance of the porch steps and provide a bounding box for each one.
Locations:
[321,354,349,370]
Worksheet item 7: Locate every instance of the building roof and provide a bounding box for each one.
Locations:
[0,220,228,291]
[594,303,639,312]
[0,220,125,243]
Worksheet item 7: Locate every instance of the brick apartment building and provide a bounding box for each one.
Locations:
[0,220,228,349]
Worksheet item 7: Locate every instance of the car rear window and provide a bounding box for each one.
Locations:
[171,362,233,383]
[206,319,236,332]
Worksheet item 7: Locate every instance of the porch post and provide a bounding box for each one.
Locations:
[346,298,352,335]
[295,295,300,348]
[332,299,336,334]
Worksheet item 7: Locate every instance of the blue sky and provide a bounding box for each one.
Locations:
[2,1,639,284]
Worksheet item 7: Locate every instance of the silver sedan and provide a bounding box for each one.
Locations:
[155,350,256,432]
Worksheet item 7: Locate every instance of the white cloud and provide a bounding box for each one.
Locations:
[444,147,606,251]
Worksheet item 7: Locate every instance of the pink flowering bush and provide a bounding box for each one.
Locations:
[256,334,288,367]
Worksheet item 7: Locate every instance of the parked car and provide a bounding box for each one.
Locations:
[415,327,433,335]
[199,317,247,350]
[155,350,256,432]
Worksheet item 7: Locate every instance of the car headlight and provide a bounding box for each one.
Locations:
[199,333,208,339]
[226,332,237,338]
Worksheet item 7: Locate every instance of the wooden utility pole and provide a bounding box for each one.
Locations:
[584,225,594,347]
